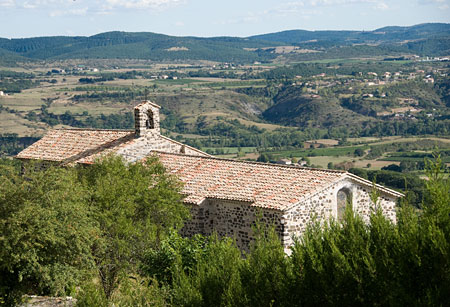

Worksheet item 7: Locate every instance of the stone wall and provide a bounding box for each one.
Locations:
[181,177,398,253]
[117,133,207,162]
[181,199,284,251]
[282,178,397,248]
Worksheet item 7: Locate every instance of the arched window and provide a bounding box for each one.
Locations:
[337,188,351,221]
[146,109,154,129]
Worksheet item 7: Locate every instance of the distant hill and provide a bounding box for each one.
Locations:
[249,23,450,56]
[403,37,450,56]
[0,46,30,66]
[249,23,450,45]
[263,87,369,129]
[0,23,448,64]
[0,32,279,63]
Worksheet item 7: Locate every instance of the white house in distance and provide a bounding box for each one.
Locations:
[16,101,402,251]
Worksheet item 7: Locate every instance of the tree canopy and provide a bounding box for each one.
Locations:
[0,155,187,305]
[0,156,449,306]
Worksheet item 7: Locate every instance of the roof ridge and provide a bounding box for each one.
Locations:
[158,134,213,157]
[153,150,346,174]
[346,173,405,197]
[56,128,135,132]
[135,100,161,109]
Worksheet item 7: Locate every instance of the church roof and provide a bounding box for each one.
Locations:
[15,128,207,164]
[16,128,135,163]
[155,152,347,211]
[154,152,403,210]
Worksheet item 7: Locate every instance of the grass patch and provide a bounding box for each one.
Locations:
[309,156,353,168]
[0,111,46,135]
[296,58,371,64]
[201,146,257,154]
[204,80,267,88]
[266,145,368,158]
[153,78,205,85]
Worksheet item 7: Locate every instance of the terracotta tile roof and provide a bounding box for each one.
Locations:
[155,152,348,211]
[16,128,210,164]
[16,129,134,163]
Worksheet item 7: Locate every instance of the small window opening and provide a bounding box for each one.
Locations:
[146,110,154,129]
[337,188,351,221]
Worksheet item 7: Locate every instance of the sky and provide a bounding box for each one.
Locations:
[0,0,449,38]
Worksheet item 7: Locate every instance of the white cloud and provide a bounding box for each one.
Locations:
[21,0,72,9]
[50,7,87,17]
[0,0,186,14]
[276,0,393,9]
[217,4,323,27]
[418,0,446,3]
[374,2,388,10]
[0,0,15,7]
[418,0,450,5]
[417,0,450,9]
[102,0,185,10]
[174,21,184,26]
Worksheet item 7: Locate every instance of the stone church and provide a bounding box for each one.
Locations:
[17,101,402,251]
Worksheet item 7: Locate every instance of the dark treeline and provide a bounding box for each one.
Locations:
[365,139,450,160]
[0,79,40,93]
[0,134,40,157]
[0,70,39,93]
[0,70,35,79]
[75,70,148,81]
[359,119,450,137]
[0,156,448,306]
[78,76,114,84]
[72,90,139,102]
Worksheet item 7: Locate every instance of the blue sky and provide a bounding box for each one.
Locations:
[0,0,449,38]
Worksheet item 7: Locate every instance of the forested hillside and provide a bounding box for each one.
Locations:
[263,88,368,129]
[0,23,448,64]
[0,32,279,63]
[250,23,450,56]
